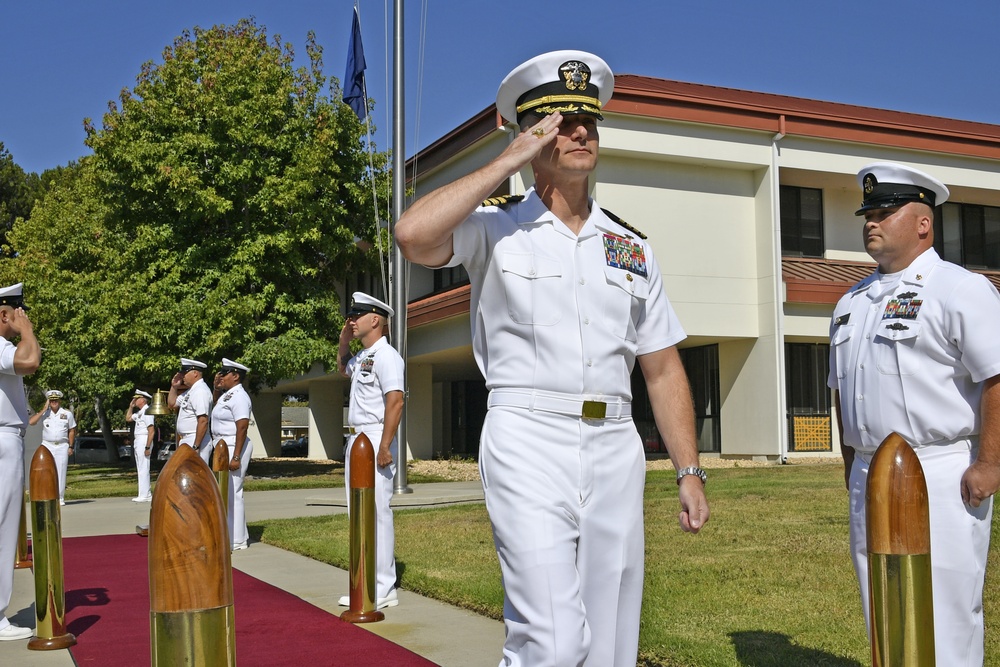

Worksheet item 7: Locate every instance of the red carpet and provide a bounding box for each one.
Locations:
[63,534,437,666]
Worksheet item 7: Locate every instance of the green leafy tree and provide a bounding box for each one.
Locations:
[6,19,387,432]
[0,142,42,254]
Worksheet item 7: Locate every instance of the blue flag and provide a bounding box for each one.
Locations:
[344,7,367,121]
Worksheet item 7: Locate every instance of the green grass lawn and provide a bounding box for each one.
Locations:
[63,457,454,500]
[250,464,1000,667]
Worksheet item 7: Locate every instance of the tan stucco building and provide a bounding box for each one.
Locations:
[250,75,1000,464]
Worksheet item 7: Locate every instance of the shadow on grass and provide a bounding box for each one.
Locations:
[729,631,862,667]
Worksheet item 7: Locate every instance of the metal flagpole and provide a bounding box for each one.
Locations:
[391,0,412,495]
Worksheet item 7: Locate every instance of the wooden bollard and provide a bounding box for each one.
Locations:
[211,439,230,523]
[340,433,383,624]
[28,445,76,650]
[15,489,31,569]
[866,432,935,666]
[149,444,235,666]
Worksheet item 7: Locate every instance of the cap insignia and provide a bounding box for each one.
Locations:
[560,60,591,92]
[863,173,876,194]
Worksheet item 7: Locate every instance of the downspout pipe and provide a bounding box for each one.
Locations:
[771,115,790,464]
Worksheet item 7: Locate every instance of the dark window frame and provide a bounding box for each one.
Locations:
[780,185,825,258]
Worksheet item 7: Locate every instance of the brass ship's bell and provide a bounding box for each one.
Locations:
[147,389,170,416]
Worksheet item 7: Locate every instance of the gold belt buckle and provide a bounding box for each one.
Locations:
[581,400,607,420]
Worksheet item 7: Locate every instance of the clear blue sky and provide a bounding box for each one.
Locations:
[4,0,999,175]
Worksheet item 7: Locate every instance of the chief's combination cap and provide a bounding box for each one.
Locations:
[221,358,250,374]
[496,50,613,125]
[0,283,28,311]
[180,357,208,373]
[133,389,152,399]
[347,292,393,318]
[45,390,64,400]
[855,162,949,215]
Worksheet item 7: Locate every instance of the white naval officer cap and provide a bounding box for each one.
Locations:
[220,358,250,374]
[0,282,28,311]
[496,50,614,125]
[855,162,950,215]
[133,389,152,399]
[180,357,208,372]
[45,390,64,400]
[347,292,393,318]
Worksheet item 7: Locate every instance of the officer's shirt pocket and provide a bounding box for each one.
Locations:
[602,267,648,342]
[831,324,854,379]
[875,321,921,376]
[501,252,563,326]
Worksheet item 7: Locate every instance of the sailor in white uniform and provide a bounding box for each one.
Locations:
[396,51,709,667]
[29,389,76,506]
[125,389,155,501]
[211,358,253,550]
[168,357,213,464]
[337,291,404,610]
[0,283,40,641]
[829,162,1000,666]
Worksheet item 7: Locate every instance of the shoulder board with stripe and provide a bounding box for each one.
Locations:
[481,194,524,210]
[601,208,647,240]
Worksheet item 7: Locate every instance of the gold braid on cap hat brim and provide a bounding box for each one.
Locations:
[517,94,602,115]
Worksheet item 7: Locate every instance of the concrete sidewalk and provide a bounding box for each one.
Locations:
[3,483,503,667]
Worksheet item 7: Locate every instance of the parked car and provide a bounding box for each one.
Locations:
[281,435,307,457]
[71,434,128,464]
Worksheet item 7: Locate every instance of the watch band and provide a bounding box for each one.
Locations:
[676,465,707,485]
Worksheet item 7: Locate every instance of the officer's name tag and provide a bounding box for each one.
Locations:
[603,234,647,277]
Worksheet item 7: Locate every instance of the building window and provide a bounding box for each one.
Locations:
[780,186,824,258]
[934,202,1000,271]
[632,344,720,454]
[785,343,831,452]
[433,264,469,292]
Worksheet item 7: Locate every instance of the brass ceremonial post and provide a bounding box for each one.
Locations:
[149,445,235,666]
[27,446,76,650]
[15,489,31,569]
[867,432,935,666]
[340,433,384,624]
[211,439,230,522]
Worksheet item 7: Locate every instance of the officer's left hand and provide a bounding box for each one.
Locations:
[961,460,1000,508]
[678,478,710,534]
[377,446,393,469]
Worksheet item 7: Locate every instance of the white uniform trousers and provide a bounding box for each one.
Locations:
[225,437,252,547]
[0,429,25,630]
[480,406,645,667]
[849,439,992,667]
[178,432,212,466]
[41,441,69,502]
[344,429,397,599]
[134,443,152,500]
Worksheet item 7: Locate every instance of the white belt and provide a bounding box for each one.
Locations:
[348,423,383,435]
[488,389,631,420]
[854,435,975,464]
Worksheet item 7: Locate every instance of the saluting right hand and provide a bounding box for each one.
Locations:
[500,112,563,173]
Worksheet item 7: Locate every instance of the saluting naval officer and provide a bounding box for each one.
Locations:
[28,389,76,506]
[829,162,1000,666]
[125,389,155,502]
[396,51,709,666]
[0,283,40,641]
[337,291,404,610]
[211,358,253,550]
[168,357,213,465]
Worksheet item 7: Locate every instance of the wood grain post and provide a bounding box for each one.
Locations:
[149,444,235,666]
[866,432,935,666]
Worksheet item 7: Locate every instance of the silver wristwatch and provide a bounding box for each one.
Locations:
[676,466,707,485]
